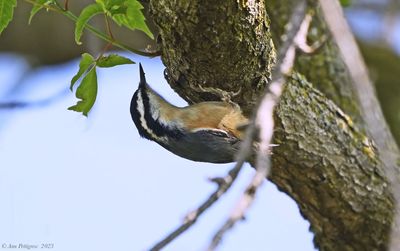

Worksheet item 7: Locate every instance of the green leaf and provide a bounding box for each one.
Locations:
[28,0,53,24]
[110,0,154,39]
[70,53,95,90]
[68,66,98,116]
[75,3,104,45]
[97,54,135,68]
[95,0,106,8]
[0,0,17,35]
[96,0,125,10]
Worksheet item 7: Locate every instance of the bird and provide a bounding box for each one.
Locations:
[130,63,249,163]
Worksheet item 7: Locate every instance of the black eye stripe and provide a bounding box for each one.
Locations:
[130,91,153,139]
[141,89,164,137]
[130,86,183,140]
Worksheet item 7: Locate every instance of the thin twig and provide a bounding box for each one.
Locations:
[104,15,115,41]
[207,1,312,250]
[318,1,400,250]
[148,124,257,251]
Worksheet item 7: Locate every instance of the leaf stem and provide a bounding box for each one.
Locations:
[64,0,69,11]
[104,15,115,40]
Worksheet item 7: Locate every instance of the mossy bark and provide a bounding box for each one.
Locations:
[266,0,364,128]
[149,0,275,116]
[274,73,392,250]
[149,0,395,250]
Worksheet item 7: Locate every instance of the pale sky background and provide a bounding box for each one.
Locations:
[0,5,399,251]
[0,55,315,251]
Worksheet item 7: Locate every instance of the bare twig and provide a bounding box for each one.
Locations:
[206,2,312,250]
[148,124,257,251]
[318,0,400,249]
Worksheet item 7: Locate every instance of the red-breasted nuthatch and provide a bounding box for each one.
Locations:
[130,64,249,163]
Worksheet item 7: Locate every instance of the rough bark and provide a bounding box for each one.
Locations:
[274,73,393,250]
[150,0,275,116]
[149,0,395,250]
[266,0,364,128]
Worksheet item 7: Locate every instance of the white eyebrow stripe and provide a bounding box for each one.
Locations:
[136,90,161,141]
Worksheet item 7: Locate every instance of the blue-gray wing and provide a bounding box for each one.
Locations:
[162,128,242,163]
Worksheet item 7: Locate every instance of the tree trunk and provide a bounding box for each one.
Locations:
[149,0,395,250]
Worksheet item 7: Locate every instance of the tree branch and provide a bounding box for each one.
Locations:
[318,0,400,249]
[149,0,395,250]
[266,0,365,128]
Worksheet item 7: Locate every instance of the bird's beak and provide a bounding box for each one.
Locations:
[139,63,146,87]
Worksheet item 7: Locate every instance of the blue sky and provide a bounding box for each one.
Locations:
[0,55,315,251]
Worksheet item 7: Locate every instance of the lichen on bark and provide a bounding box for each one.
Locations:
[266,0,364,129]
[273,73,393,250]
